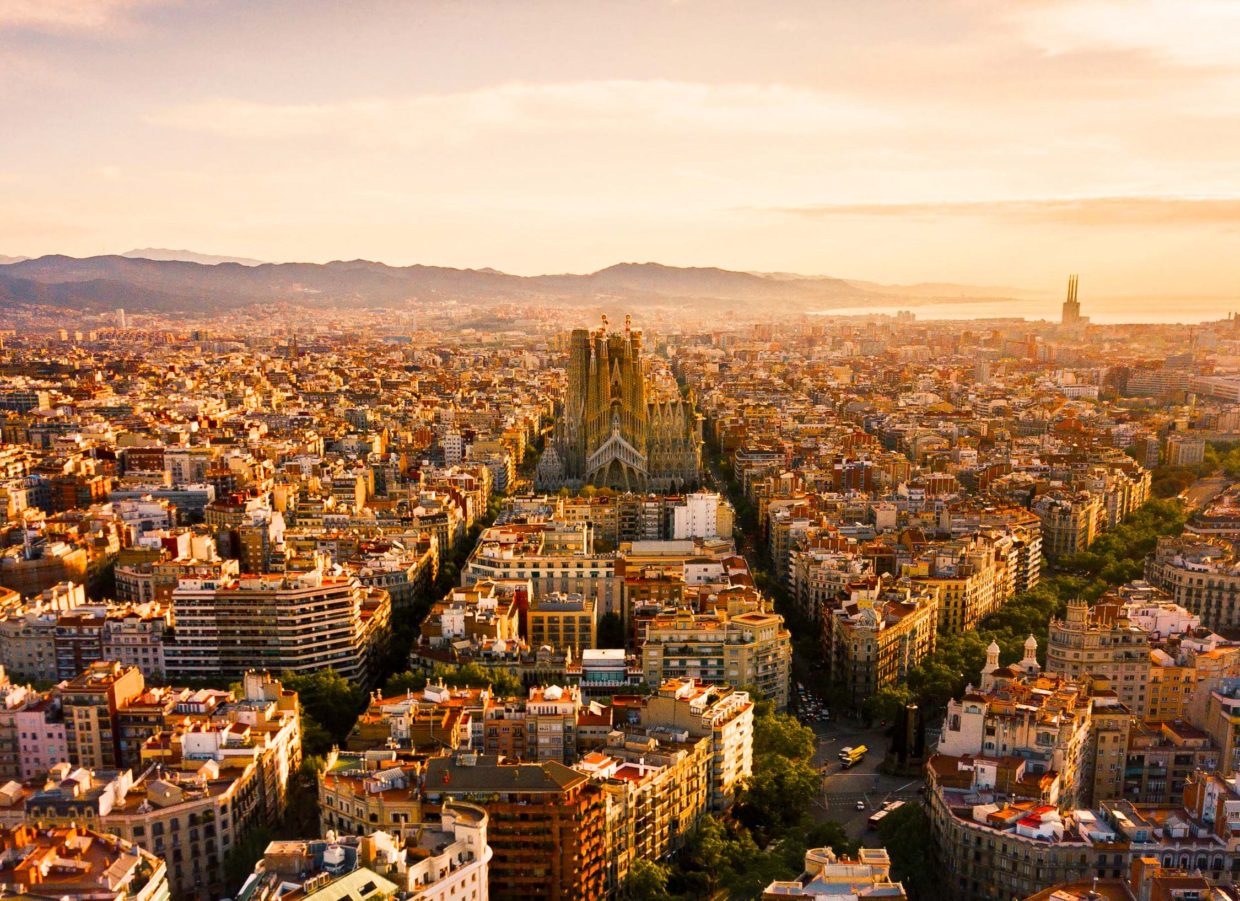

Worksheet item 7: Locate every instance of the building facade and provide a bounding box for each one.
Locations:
[537,319,701,492]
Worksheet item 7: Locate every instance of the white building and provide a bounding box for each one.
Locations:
[672,491,730,540]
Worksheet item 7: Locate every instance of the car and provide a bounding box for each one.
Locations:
[855,800,866,810]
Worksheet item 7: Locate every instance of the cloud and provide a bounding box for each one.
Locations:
[0,0,165,32]
[1010,0,1240,69]
[771,196,1240,227]
[149,80,893,143]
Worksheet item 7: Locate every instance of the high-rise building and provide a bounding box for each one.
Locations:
[166,568,391,685]
[537,317,702,491]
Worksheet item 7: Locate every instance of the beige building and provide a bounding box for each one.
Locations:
[905,533,1014,633]
[527,592,597,655]
[168,566,391,684]
[763,847,906,900]
[641,607,792,709]
[26,672,301,900]
[577,730,710,895]
[636,679,754,810]
[938,666,1096,809]
[462,522,619,616]
[822,580,939,707]
[1144,536,1240,630]
[1046,600,1152,716]
[0,824,171,901]
[1035,492,1103,560]
[238,806,491,901]
[61,661,146,770]
[319,750,427,838]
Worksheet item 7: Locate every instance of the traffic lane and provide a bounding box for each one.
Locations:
[819,788,924,841]
[806,719,894,768]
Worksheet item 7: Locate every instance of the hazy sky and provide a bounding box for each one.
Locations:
[2,0,1239,296]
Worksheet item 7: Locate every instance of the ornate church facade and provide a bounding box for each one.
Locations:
[537,316,702,492]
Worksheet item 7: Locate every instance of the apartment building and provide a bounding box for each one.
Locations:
[937,668,1095,809]
[527,592,597,655]
[906,534,1010,633]
[822,580,939,707]
[0,824,170,901]
[1036,492,1103,560]
[927,760,1240,901]
[640,608,792,709]
[577,730,710,894]
[167,567,391,684]
[61,661,146,770]
[632,679,754,810]
[318,750,427,838]
[1047,601,1153,716]
[238,805,491,901]
[1122,720,1219,804]
[1145,537,1240,630]
[461,523,619,616]
[423,753,607,901]
[762,848,906,900]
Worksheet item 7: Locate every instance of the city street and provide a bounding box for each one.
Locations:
[799,715,926,840]
[1183,474,1229,511]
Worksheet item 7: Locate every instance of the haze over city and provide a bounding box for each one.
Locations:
[2,0,1239,303]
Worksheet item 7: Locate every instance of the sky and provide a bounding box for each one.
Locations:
[1,0,1239,297]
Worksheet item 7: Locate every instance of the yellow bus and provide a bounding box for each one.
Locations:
[838,745,867,768]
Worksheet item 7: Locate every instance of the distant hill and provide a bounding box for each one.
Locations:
[0,254,1029,314]
[122,248,266,266]
[0,255,28,264]
[843,278,1047,301]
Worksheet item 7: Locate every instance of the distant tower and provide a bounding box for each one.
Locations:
[1061,274,1082,326]
[116,308,126,329]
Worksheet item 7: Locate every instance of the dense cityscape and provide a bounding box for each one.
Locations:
[0,283,1237,901]
[5,2,1239,898]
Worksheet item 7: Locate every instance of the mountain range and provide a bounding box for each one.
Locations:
[0,252,1034,314]
[120,248,266,266]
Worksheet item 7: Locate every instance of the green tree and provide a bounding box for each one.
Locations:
[877,803,940,901]
[621,858,675,901]
[383,670,429,695]
[737,753,820,840]
[863,684,913,724]
[223,826,273,893]
[430,661,524,697]
[800,819,860,859]
[280,668,367,753]
[752,710,816,761]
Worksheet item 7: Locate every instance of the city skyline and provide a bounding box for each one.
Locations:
[2,0,1239,299]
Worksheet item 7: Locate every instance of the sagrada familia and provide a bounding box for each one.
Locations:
[537,316,702,492]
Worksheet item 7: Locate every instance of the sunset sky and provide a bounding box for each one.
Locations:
[2,0,1238,296]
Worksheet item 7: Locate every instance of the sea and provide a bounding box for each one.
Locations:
[812,296,1240,325]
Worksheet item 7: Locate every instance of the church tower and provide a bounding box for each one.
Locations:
[538,315,702,492]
